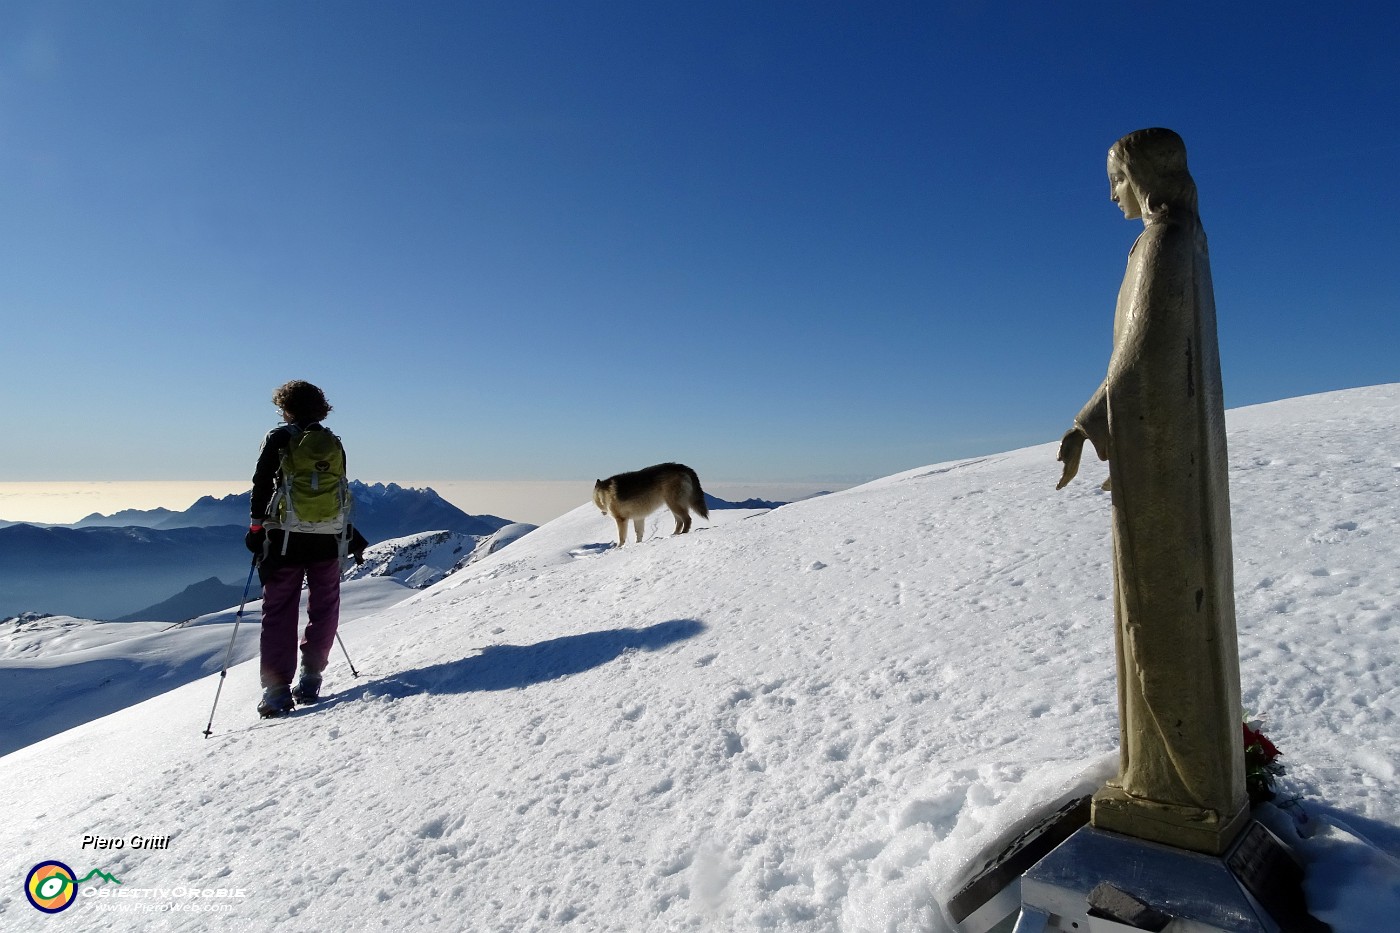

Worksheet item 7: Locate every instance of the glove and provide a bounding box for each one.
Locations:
[348,525,369,565]
[245,525,266,555]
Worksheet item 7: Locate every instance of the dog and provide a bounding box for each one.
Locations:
[593,462,710,547]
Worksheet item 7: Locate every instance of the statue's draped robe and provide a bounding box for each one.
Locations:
[1075,209,1247,832]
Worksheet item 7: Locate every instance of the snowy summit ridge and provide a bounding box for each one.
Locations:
[344,522,539,589]
[1,385,1397,932]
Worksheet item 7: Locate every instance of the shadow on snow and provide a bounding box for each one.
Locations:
[323,618,706,703]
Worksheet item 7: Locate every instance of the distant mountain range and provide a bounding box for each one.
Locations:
[0,523,253,621]
[703,492,791,511]
[0,486,794,621]
[0,483,519,620]
[112,577,249,624]
[64,481,512,543]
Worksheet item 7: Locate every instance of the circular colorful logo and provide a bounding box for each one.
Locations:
[25,861,78,913]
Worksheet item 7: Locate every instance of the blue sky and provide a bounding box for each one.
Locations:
[3,2,1396,491]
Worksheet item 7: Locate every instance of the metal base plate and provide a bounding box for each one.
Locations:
[1013,822,1329,933]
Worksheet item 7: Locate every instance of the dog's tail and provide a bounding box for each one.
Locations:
[686,465,709,519]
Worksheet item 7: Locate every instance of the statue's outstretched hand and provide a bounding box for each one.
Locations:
[1056,427,1086,490]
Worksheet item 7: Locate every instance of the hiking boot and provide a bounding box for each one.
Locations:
[257,685,295,718]
[291,670,323,705]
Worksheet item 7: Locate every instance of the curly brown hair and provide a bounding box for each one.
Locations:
[271,380,333,423]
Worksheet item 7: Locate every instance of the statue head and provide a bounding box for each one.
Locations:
[1107,127,1198,219]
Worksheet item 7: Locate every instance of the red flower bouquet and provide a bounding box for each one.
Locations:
[1243,718,1285,805]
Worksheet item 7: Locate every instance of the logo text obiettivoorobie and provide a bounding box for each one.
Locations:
[24,832,249,915]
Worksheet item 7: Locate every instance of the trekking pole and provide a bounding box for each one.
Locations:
[335,633,361,677]
[203,557,259,738]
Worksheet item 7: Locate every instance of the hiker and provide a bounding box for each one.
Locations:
[245,380,366,718]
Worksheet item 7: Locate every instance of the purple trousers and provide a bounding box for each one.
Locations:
[259,559,341,688]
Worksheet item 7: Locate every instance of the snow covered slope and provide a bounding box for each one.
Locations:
[0,578,414,759]
[0,524,539,759]
[1,385,1396,932]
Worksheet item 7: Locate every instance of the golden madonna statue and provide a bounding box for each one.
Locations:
[1057,128,1248,855]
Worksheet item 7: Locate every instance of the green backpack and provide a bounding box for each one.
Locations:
[265,425,352,541]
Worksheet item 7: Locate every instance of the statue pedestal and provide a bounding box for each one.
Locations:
[1010,822,1329,933]
[1091,784,1251,856]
